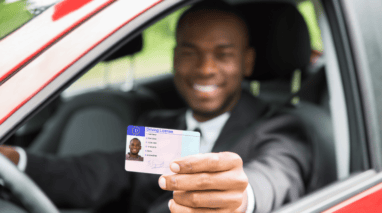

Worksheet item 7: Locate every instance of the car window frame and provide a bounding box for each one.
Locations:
[340,0,382,172]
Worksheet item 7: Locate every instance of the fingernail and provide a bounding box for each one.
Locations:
[159,177,166,189]
[168,200,172,209]
[170,163,180,173]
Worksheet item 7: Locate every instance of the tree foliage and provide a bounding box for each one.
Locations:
[0,0,33,39]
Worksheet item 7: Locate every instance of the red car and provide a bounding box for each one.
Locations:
[1,0,382,212]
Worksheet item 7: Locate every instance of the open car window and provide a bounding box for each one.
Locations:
[62,6,189,97]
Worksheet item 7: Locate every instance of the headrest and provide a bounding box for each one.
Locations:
[236,2,311,81]
[103,34,143,62]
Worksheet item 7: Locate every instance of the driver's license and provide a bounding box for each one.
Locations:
[125,125,200,175]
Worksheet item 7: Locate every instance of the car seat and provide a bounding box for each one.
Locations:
[27,34,163,157]
[27,89,160,156]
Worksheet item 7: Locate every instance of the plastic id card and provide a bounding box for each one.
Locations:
[125,125,200,175]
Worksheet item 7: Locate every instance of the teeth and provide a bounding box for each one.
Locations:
[194,84,217,92]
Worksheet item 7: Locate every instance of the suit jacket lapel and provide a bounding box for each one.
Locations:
[176,110,187,130]
[212,91,269,152]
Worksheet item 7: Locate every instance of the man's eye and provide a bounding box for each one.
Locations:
[216,52,233,59]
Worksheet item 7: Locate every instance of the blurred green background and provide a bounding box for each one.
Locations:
[0,0,323,93]
[0,0,33,38]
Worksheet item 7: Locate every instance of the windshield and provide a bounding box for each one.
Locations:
[0,0,61,40]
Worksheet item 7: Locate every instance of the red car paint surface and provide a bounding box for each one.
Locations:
[53,0,95,21]
[323,182,382,212]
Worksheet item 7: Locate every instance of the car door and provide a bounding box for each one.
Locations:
[274,0,382,212]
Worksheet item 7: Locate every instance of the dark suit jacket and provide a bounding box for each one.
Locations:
[25,91,312,213]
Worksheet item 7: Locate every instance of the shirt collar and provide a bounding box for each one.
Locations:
[185,109,230,142]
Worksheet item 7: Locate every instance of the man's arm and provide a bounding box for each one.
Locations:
[24,151,132,208]
[242,113,312,212]
[0,146,133,209]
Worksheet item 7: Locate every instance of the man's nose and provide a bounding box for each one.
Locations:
[197,54,218,75]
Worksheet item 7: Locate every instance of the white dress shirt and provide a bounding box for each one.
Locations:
[185,109,255,213]
[14,146,27,172]
[15,109,256,212]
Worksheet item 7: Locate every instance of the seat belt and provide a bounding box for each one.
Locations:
[263,61,326,118]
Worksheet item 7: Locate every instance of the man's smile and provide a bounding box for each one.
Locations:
[193,84,218,93]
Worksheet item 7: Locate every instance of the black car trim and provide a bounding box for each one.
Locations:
[322,0,370,172]
[340,0,382,172]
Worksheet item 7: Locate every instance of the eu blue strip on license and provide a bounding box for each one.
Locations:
[125,125,200,175]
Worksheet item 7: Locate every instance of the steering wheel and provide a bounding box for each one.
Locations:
[0,153,59,213]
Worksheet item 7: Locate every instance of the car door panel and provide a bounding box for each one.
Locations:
[274,170,378,212]
[323,181,382,212]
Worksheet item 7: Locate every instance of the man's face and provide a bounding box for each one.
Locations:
[174,10,255,121]
[129,139,141,155]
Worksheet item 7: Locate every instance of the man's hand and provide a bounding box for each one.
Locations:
[158,152,249,213]
[0,145,20,165]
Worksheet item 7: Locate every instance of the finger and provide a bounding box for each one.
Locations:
[168,199,232,213]
[173,190,243,209]
[159,170,248,191]
[170,152,243,174]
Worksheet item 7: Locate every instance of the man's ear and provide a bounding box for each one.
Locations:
[244,47,255,77]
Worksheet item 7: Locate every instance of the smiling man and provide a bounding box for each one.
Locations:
[130,1,311,212]
[0,1,312,212]
[126,138,143,161]
[173,5,254,123]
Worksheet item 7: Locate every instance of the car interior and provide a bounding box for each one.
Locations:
[2,0,353,212]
